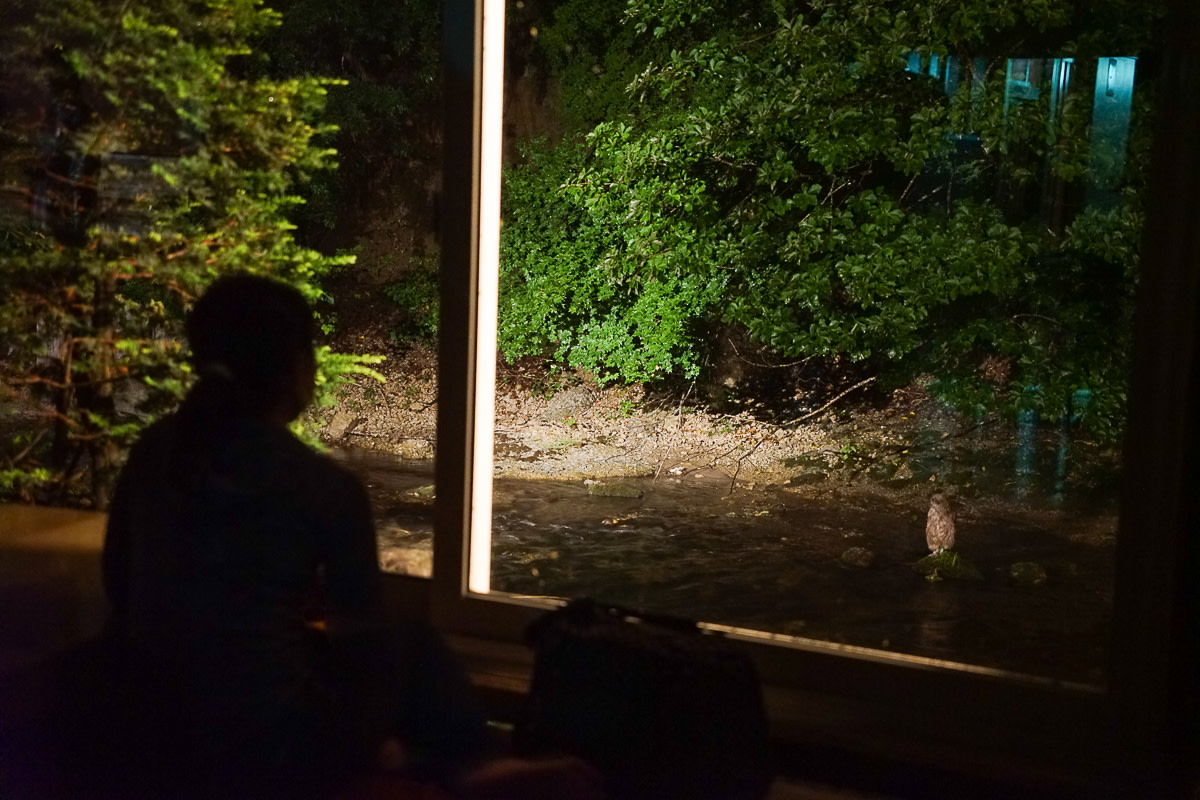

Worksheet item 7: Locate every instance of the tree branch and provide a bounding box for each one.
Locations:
[785,376,876,426]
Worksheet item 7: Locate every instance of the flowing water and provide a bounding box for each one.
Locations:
[337,438,1117,686]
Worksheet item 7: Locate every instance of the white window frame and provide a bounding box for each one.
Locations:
[374,0,1200,792]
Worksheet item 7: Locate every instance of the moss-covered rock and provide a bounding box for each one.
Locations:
[1010,561,1048,585]
[866,460,900,481]
[787,472,828,487]
[840,547,875,568]
[586,481,644,498]
[783,454,825,469]
[914,550,983,581]
[408,484,436,502]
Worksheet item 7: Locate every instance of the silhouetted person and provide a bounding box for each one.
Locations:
[102,274,485,798]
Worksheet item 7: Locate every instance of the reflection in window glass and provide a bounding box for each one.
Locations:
[477,0,1158,684]
[266,2,445,579]
[0,2,431,528]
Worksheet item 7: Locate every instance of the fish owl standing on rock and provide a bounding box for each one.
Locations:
[926,493,956,553]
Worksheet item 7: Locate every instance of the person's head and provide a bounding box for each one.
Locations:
[186,273,316,423]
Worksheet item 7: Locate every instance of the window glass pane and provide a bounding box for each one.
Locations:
[473,0,1158,685]
[0,0,433,580]
[269,1,444,579]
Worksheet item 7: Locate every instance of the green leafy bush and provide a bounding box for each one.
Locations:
[499,0,1160,438]
[0,0,378,506]
[383,258,440,342]
[499,140,724,382]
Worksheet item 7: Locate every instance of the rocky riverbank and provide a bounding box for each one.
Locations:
[310,344,836,487]
[309,344,1123,515]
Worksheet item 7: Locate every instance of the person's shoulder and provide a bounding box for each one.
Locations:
[264,427,366,498]
[122,415,178,466]
[299,448,372,525]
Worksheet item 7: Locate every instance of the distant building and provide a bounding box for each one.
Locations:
[904,52,1138,219]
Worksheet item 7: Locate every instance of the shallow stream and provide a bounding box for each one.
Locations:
[337,442,1117,686]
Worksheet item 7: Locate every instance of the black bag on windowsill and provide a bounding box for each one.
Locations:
[514,598,772,800]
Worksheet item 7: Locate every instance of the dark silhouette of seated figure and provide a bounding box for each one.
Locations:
[102,275,484,797]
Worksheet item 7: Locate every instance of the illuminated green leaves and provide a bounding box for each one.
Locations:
[0,0,366,502]
[497,0,1157,438]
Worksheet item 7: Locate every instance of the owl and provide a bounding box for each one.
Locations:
[926,493,956,553]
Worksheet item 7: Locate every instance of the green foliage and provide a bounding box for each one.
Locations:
[499,139,725,382]
[531,0,665,131]
[261,0,441,236]
[312,345,385,408]
[0,0,371,506]
[500,0,1161,437]
[0,467,53,498]
[383,256,440,342]
[608,397,637,420]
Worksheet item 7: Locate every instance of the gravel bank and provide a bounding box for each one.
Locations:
[311,347,837,486]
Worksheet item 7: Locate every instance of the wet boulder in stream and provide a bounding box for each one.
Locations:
[913,550,982,581]
[379,546,432,578]
[840,547,875,568]
[585,481,644,498]
[1009,561,1048,585]
[786,472,828,487]
[407,485,436,502]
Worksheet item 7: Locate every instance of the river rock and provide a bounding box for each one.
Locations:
[866,460,900,481]
[783,454,825,469]
[1010,561,1047,585]
[542,384,598,423]
[883,476,925,491]
[914,550,983,581]
[378,546,432,578]
[325,408,362,441]
[586,481,644,498]
[944,468,976,486]
[396,438,433,459]
[840,547,875,568]
[408,485,436,501]
[787,472,827,487]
